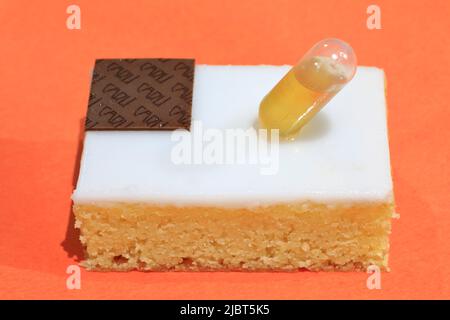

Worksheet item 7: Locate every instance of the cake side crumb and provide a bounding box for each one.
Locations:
[73,201,393,272]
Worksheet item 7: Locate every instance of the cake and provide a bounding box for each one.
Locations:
[72,63,395,271]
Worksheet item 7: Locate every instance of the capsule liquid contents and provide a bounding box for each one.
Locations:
[259,39,357,140]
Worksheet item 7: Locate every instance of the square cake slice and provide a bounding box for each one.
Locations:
[72,65,394,271]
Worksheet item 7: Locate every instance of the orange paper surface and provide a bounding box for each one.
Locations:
[0,0,449,299]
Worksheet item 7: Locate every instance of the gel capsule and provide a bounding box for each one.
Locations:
[259,38,357,140]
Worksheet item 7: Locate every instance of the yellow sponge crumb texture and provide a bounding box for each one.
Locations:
[73,201,393,271]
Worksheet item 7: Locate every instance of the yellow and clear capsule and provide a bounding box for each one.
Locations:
[259,38,357,140]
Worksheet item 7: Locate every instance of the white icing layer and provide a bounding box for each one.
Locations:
[72,65,393,206]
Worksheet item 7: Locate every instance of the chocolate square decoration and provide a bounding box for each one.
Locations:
[85,58,195,130]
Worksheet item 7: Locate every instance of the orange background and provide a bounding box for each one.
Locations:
[0,0,449,299]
